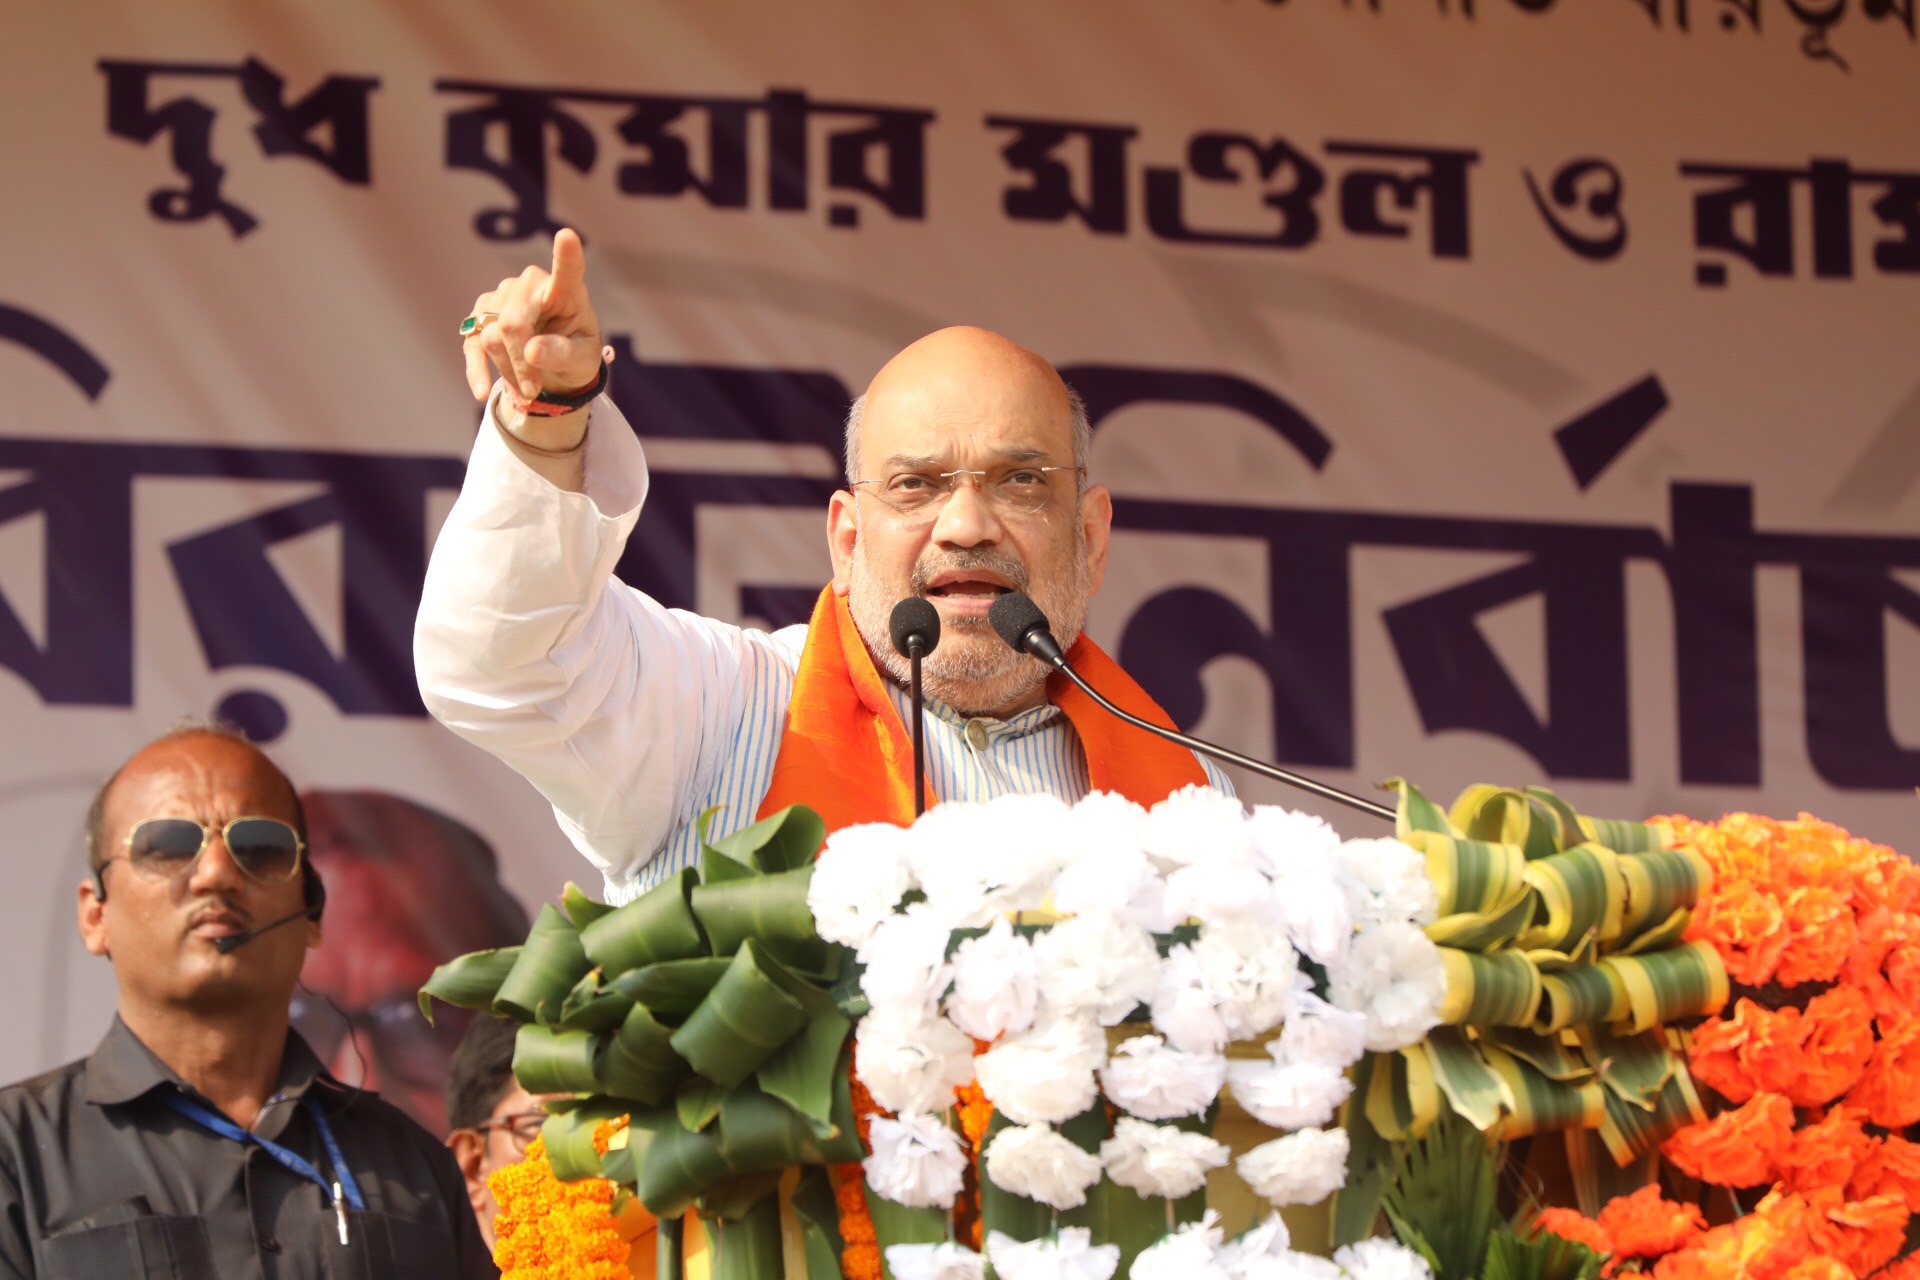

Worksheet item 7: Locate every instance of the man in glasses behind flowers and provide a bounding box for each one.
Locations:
[0,726,495,1279]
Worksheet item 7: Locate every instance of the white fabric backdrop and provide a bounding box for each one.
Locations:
[3,1,1917,1092]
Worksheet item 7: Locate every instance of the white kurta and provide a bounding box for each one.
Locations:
[414,394,1228,903]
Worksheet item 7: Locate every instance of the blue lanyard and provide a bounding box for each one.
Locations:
[161,1090,367,1213]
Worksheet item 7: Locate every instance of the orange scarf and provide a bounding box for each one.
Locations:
[755,587,1207,832]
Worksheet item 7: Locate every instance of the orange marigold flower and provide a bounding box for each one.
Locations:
[1868,1252,1920,1280]
[1851,1133,1920,1212]
[1793,987,1878,1108]
[487,1135,631,1280]
[1800,1189,1909,1278]
[1847,1016,1920,1130]
[1781,1256,1859,1280]
[1664,1092,1796,1188]
[1535,1207,1612,1255]
[1843,910,1920,1025]
[1688,998,1806,1104]
[1596,1185,1706,1258]
[1780,1106,1877,1197]
[1691,879,1794,988]
[1654,1212,1802,1280]
[1777,885,1859,988]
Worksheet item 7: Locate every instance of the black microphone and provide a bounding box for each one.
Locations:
[211,907,316,955]
[987,592,1394,823]
[889,597,941,817]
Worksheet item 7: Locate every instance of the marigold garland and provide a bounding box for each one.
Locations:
[487,1119,634,1280]
[1558,811,1920,1277]
[839,1056,884,1280]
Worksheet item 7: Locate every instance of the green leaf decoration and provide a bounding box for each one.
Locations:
[597,1003,688,1105]
[698,1169,784,1223]
[864,1185,949,1280]
[1424,1026,1514,1133]
[706,1185,787,1280]
[717,1075,864,1169]
[538,1096,631,1181]
[1332,1053,1391,1245]
[791,1168,849,1280]
[1387,777,1457,837]
[1516,846,1624,955]
[1485,1225,1606,1280]
[678,1077,728,1134]
[1438,950,1542,1027]
[579,868,706,976]
[638,1118,736,1219]
[561,881,617,929]
[417,946,521,1022]
[691,865,825,967]
[494,903,592,1025]
[669,941,814,1088]
[1480,1043,1604,1140]
[754,998,853,1132]
[556,969,633,1033]
[609,956,735,1017]
[707,803,828,875]
[1379,1108,1502,1280]
[512,1024,603,1095]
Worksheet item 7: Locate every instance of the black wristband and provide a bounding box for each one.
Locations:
[533,356,612,409]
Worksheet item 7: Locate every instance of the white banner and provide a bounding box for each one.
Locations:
[4,1,1917,1124]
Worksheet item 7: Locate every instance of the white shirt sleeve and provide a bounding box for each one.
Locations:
[414,390,763,887]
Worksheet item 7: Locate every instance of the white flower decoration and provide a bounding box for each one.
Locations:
[1225,1057,1353,1131]
[864,1113,968,1209]
[1130,1211,1229,1280]
[1151,944,1229,1055]
[1267,859,1359,971]
[1326,920,1446,1052]
[1031,912,1162,1025]
[982,1125,1105,1211]
[1053,794,1178,931]
[854,1005,977,1115]
[910,797,1075,927]
[987,1228,1122,1280]
[1098,1116,1230,1201]
[974,1014,1105,1125]
[1246,806,1342,879]
[1141,785,1256,872]
[1234,1255,1344,1280]
[1194,920,1299,1041]
[946,916,1039,1041]
[809,822,917,949]
[1337,837,1439,929]
[885,1242,986,1280]
[1274,991,1370,1071]
[858,901,955,1016]
[1333,1239,1434,1280]
[1165,860,1278,930]
[1236,1127,1349,1207]
[1215,1213,1290,1270]
[1099,1035,1227,1121]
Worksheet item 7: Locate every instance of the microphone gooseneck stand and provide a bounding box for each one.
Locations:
[987,591,1395,825]
[888,597,942,818]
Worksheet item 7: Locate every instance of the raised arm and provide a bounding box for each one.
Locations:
[417,231,763,891]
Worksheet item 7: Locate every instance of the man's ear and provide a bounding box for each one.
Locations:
[446,1129,490,1215]
[1079,483,1114,597]
[827,490,858,595]
[78,878,110,958]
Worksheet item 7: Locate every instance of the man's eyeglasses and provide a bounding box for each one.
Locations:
[849,465,1085,521]
[476,1110,548,1155]
[106,816,306,885]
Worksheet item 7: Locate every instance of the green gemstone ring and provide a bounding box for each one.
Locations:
[458,311,500,338]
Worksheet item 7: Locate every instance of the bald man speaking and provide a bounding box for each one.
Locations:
[415,231,1228,904]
